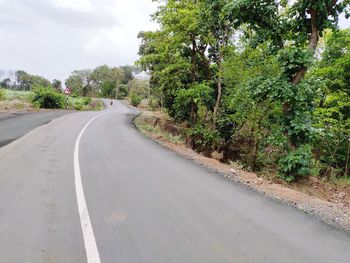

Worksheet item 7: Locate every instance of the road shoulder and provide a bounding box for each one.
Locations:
[133,109,350,232]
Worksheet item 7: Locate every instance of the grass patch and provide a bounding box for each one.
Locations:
[1,89,103,111]
[136,121,184,145]
[68,97,103,111]
[331,176,350,186]
[4,89,32,101]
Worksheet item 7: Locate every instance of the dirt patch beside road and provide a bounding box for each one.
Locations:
[134,110,350,231]
[0,99,37,115]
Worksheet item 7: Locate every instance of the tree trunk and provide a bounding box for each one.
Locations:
[213,73,222,125]
[213,51,223,126]
[190,100,196,128]
[198,50,211,80]
[191,37,197,84]
[344,137,350,177]
[291,8,319,85]
[284,8,320,149]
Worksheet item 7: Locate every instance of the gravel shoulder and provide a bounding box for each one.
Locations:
[133,109,350,232]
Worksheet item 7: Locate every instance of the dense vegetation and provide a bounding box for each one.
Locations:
[0,70,103,110]
[64,65,148,98]
[137,0,350,181]
[0,70,59,92]
[0,65,147,110]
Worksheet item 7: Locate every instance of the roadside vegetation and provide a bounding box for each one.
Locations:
[64,65,147,99]
[0,86,103,112]
[135,0,350,184]
[63,64,150,107]
[0,64,148,112]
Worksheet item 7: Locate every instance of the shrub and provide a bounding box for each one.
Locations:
[148,96,160,111]
[278,144,312,182]
[189,124,219,155]
[83,97,92,106]
[117,84,129,99]
[130,93,142,107]
[0,89,5,100]
[31,87,64,109]
[74,101,83,110]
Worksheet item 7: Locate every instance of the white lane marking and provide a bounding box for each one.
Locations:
[74,113,108,263]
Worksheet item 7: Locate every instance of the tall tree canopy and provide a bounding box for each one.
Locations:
[138,0,350,181]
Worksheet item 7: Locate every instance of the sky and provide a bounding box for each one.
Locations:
[0,0,349,84]
[0,0,158,83]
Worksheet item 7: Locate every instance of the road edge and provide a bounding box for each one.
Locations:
[132,111,350,233]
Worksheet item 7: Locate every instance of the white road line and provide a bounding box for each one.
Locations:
[74,113,108,263]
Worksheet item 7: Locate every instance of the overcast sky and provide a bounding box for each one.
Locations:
[0,0,158,83]
[0,0,349,84]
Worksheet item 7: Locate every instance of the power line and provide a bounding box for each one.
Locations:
[0,46,67,79]
[3,46,68,76]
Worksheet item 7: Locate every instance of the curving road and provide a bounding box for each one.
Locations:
[0,101,349,263]
[0,110,73,148]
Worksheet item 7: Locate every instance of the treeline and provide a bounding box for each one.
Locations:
[137,0,350,181]
[0,65,149,101]
[0,70,62,92]
[65,65,149,99]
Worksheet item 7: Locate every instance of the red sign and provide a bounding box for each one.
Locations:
[64,87,71,95]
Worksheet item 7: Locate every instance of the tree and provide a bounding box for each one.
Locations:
[310,29,350,177]
[224,0,349,180]
[15,70,51,91]
[202,0,236,124]
[65,69,92,96]
[52,79,62,92]
[128,79,150,98]
[120,65,139,84]
[137,0,350,180]
[0,78,12,89]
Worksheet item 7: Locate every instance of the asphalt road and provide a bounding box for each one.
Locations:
[0,111,73,148]
[0,101,349,263]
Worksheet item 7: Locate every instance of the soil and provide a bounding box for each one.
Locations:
[133,109,350,232]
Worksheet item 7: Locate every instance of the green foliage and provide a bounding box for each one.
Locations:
[278,47,313,78]
[4,89,32,101]
[173,83,213,123]
[31,87,65,109]
[83,96,92,105]
[74,101,83,111]
[148,95,160,111]
[65,65,138,97]
[0,89,5,100]
[130,93,142,107]
[128,79,150,98]
[14,70,51,91]
[137,0,350,181]
[117,84,128,99]
[189,124,219,154]
[101,81,116,98]
[278,145,312,182]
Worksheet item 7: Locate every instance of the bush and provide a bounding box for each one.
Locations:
[74,101,83,110]
[31,87,65,109]
[189,124,219,155]
[0,89,5,100]
[130,93,142,107]
[117,84,129,99]
[148,96,160,111]
[83,97,92,106]
[278,144,312,182]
